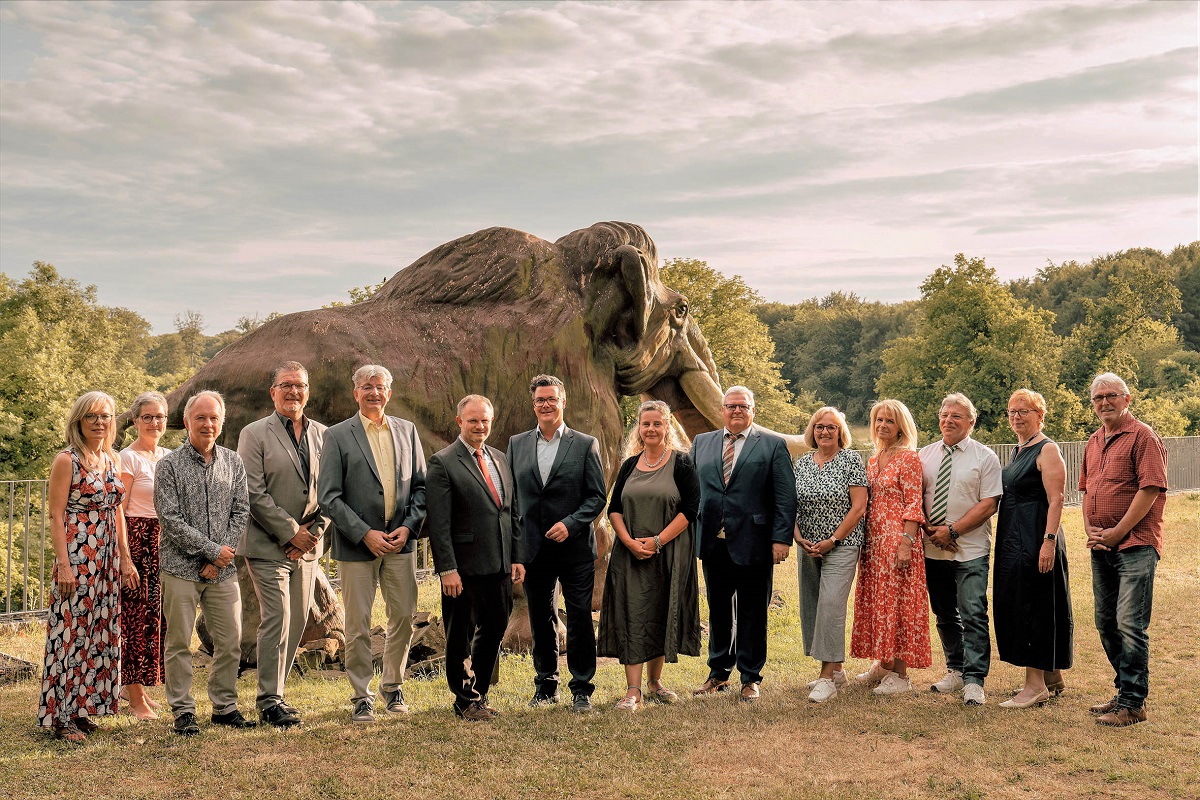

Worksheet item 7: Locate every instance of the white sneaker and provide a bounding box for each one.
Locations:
[854,662,888,686]
[806,670,847,689]
[808,678,838,703]
[930,669,964,694]
[872,672,913,695]
[963,684,986,706]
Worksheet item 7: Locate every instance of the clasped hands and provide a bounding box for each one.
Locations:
[363,526,410,558]
[923,524,959,553]
[285,524,319,560]
[1084,523,1123,552]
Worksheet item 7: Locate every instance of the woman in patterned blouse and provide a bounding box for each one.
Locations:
[793,407,867,703]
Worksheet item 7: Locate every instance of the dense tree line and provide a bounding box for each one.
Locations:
[3,244,1197,479]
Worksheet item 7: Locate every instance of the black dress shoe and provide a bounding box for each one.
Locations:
[212,709,258,729]
[174,712,201,736]
[261,703,301,728]
[571,694,594,714]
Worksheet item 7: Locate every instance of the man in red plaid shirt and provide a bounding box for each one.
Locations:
[1079,372,1167,728]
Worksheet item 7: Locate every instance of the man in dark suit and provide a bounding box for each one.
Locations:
[507,375,607,713]
[691,386,796,702]
[427,395,526,721]
[237,361,330,728]
[318,365,426,723]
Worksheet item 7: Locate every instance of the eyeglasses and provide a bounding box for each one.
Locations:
[723,403,752,412]
[1006,409,1035,418]
[813,424,839,433]
[274,382,309,392]
[533,397,561,407]
[1091,392,1123,404]
[83,413,113,424]
[939,412,967,421]
[139,414,167,424]
[356,384,389,393]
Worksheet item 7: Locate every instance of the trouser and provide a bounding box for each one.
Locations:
[702,540,773,685]
[798,544,860,664]
[339,552,417,704]
[162,573,242,717]
[442,571,513,710]
[246,556,317,710]
[524,554,597,698]
[925,554,991,686]
[1091,545,1158,710]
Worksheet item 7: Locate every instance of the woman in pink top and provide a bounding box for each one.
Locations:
[118,391,170,721]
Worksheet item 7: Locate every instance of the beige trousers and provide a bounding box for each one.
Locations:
[339,551,417,703]
[161,573,242,717]
[246,556,317,710]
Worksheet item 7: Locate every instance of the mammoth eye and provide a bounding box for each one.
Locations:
[674,301,688,319]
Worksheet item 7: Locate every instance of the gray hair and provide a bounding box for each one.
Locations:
[272,361,308,385]
[456,394,493,416]
[1090,372,1130,396]
[130,390,168,420]
[724,385,756,407]
[940,392,978,423]
[352,364,392,389]
[183,390,225,419]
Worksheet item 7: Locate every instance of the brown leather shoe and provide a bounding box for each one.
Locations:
[740,682,761,702]
[692,678,731,696]
[1089,695,1119,715]
[455,702,494,722]
[1096,706,1146,727]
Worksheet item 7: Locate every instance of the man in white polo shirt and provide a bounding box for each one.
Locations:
[920,393,1003,706]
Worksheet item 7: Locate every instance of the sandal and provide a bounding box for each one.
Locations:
[615,687,642,711]
[54,723,87,744]
[647,681,678,704]
[73,717,99,733]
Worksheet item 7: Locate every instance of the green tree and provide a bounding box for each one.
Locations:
[0,263,156,479]
[659,258,813,432]
[1170,242,1200,351]
[325,278,388,308]
[877,255,1088,443]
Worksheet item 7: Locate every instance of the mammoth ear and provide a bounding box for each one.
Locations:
[588,244,652,346]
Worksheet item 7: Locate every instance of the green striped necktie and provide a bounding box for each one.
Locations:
[930,443,956,524]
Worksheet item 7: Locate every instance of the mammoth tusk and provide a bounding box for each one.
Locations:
[678,369,726,429]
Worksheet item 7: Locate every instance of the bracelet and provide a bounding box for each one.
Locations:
[901,532,916,545]
[653,534,663,553]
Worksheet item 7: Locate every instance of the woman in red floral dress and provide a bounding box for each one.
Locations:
[39,391,138,742]
[850,398,931,696]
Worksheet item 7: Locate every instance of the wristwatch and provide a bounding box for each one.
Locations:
[947,523,960,541]
[1043,533,1057,541]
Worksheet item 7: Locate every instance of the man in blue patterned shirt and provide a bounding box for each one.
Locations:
[154,390,254,736]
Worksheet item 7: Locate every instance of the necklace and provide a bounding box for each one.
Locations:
[1018,434,1042,450]
[133,443,162,462]
[642,448,668,468]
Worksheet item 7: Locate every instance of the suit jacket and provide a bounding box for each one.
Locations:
[317,413,427,562]
[426,438,524,577]
[506,426,607,564]
[691,424,797,566]
[236,412,331,562]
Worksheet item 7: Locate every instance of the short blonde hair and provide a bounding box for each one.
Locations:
[621,400,689,459]
[183,390,225,420]
[1008,388,1047,429]
[869,399,919,453]
[804,406,852,449]
[65,391,119,466]
[456,394,493,417]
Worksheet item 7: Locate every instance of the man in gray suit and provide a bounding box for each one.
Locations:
[236,361,330,728]
[427,395,526,721]
[691,386,796,702]
[318,365,427,723]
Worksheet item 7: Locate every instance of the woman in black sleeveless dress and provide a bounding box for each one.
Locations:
[995,389,1073,709]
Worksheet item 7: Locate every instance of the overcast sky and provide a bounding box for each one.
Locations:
[1,0,1196,333]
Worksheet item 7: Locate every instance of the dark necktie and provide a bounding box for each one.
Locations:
[722,433,743,485]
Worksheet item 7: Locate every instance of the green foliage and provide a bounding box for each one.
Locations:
[659,258,812,432]
[0,263,157,479]
[877,254,1088,443]
[1169,242,1200,351]
[325,277,388,308]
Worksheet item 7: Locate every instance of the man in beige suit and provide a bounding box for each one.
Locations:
[237,361,331,728]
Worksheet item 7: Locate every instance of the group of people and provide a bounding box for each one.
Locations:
[37,364,1167,741]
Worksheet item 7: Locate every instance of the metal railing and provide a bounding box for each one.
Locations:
[5,435,1199,622]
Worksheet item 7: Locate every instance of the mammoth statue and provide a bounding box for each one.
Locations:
[170,221,748,662]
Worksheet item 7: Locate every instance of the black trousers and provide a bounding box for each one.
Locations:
[442,571,513,710]
[524,554,597,697]
[702,539,773,685]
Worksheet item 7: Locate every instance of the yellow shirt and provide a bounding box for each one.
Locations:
[359,412,396,526]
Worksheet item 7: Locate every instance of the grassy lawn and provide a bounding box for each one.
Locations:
[2,496,1197,800]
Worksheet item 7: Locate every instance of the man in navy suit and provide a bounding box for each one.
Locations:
[507,375,607,713]
[691,386,796,701]
[318,365,427,723]
[427,395,526,721]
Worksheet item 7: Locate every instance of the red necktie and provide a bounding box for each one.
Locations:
[475,449,502,508]
[722,433,742,485]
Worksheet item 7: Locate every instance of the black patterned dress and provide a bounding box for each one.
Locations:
[38,450,125,728]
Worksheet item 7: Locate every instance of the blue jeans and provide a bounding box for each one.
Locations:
[925,555,991,686]
[1091,545,1158,710]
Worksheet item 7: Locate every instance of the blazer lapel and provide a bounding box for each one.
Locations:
[457,439,493,497]
[489,444,512,506]
[386,415,407,498]
[545,428,574,484]
[350,417,383,486]
[267,415,305,481]
[728,427,761,485]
